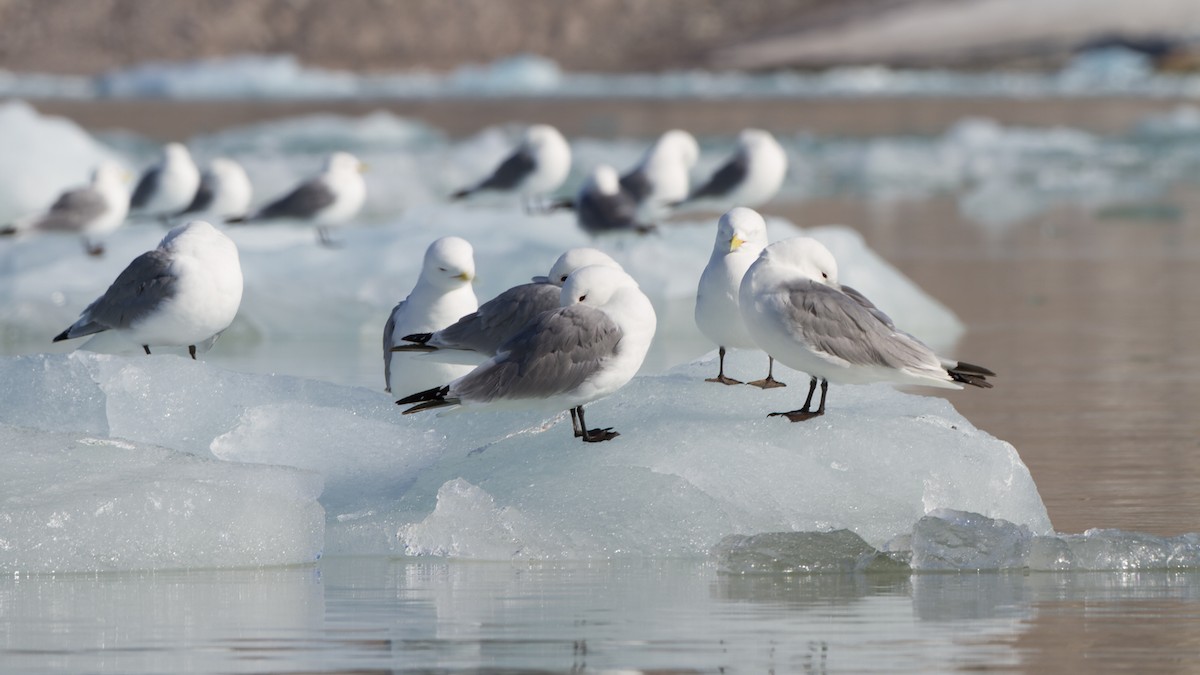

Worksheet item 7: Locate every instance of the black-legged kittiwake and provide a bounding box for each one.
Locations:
[574,164,655,237]
[231,151,366,247]
[620,129,699,220]
[129,142,201,224]
[178,157,253,221]
[397,265,657,443]
[695,207,784,388]
[382,236,479,393]
[681,128,787,209]
[52,220,244,359]
[1,160,129,256]
[738,237,994,421]
[451,124,571,208]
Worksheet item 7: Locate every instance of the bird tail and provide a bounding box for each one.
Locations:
[391,332,437,352]
[0,224,16,236]
[449,188,472,201]
[947,360,995,389]
[634,222,658,236]
[397,384,459,414]
[225,214,248,224]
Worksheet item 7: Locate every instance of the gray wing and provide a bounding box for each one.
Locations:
[784,280,940,372]
[254,179,336,220]
[475,149,536,192]
[36,188,107,232]
[382,301,403,391]
[129,167,161,209]
[435,283,561,355]
[61,249,178,338]
[689,152,748,201]
[839,283,896,329]
[619,168,653,203]
[179,172,216,215]
[453,304,622,403]
[578,188,643,235]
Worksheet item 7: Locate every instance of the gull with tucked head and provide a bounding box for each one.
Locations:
[398,265,657,443]
[230,151,366,247]
[383,236,479,393]
[129,142,201,224]
[451,124,572,209]
[680,128,787,209]
[574,164,654,237]
[696,207,784,388]
[620,129,700,221]
[178,157,253,222]
[1,160,130,256]
[739,236,993,421]
[52,220,243,359]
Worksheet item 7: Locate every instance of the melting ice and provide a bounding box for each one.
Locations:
[1,100,1197,574]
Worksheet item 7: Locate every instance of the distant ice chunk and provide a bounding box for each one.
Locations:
[0,101,123,223]
[0,424,324,574]
[448,54,563,95]
[97,55,358,99]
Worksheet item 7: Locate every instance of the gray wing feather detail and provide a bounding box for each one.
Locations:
[784,280,941,373]
[452,305,622,403]
[475,149,536,192]
[689,153,748,200]
[179,173,216,215]
[254,179,336,220]
[36,188,106,231]
[67,249,178,337]
[129,167,161,209]
[382,301,403,391]
[435,283,560,355]
[619,168,653,203]
[839,283,896,329]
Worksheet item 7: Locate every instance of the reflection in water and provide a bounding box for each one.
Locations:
[6,558,1200,673]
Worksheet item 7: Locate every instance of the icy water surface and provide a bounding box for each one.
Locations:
[6,557,1200,673]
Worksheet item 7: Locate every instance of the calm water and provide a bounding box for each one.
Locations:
[6,558,1200,673]
[6,102,1200,673]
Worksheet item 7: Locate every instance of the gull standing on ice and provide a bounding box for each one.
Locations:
[178,157,253,221]
[573,164,655,237]
[231,151,366,247]
[397,265,657,443]
[451,124,571,208]
[129,142,201,224]
[383,236,479,393]
[680,129,787,209]
[739,237,993,421]
[620,129,700,220]
[0,160,129,256]
[394,247,623,359]
[52,220,244,359]
[696,207,784,388]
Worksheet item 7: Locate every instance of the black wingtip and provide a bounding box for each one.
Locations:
[52,329,70,343]
[0,224,16,236]
[953,360,996,377]
[225,215,247,225]
[634,223,658,236]
[396,384,450,406]
[449,188,471,201]
[401,332,433,345]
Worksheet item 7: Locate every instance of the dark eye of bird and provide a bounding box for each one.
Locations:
[438,267,447,272]
[579,295,587,302]
[821,272,828,279]
[560,275,569,282]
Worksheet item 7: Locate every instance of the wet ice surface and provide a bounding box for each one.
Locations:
[2,101,1199,576]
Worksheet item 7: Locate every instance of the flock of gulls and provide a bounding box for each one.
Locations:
[8,123,993,444]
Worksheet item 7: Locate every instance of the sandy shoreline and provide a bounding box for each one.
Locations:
[28,95,1197,140]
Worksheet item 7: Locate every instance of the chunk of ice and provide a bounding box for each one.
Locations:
[0,424,324,574]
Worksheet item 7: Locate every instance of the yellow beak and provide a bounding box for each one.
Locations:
[456,272,473,282]
[729,234,745,252]
[358,162,370,174]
